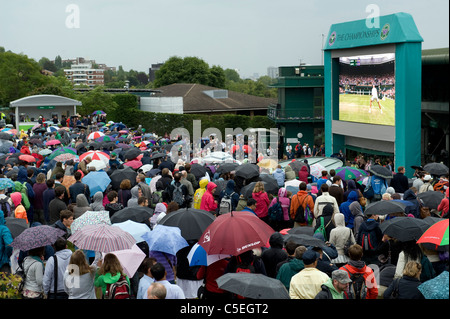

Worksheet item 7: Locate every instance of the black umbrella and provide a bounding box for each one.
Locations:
[287,227,315,236]
[380,217,429,241]
[364,200,407,216]
[240,181,279,199]
[110,206,153,226]
[258,174,279,190]
[213,179,227,196]
[417,191,445,209]
[109,167,137,190]
[216,163,239,174]
[158,208,215,241]
[282,233,326,248]
[289,160,309,174]
[368,165,393,179]
[216,272,289,299]
[235,163,260,180]
[423,162,449,176]
[5,217,28,238]
[190,163,207,180]
[124,148,141,160]
[29,138,43,145]
[0,132,12,140]
[150,153,165,160]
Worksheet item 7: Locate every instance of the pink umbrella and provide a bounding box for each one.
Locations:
[124,159,142,170]
[105,244,146,278]
[46,139,61,146]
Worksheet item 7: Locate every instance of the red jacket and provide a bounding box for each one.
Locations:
[200,182,218,213]
[340,263,378,299]
[252,191,270,218]
[196,259,229,294]
[298,166,309,184]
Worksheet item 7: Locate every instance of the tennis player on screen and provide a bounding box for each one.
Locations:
[369,84,383,114]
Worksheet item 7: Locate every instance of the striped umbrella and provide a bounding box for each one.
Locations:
[417,219,449,247]
[53,153,79,163]
[79,150,110,163]
[68,224,136,253]
[87,131,105,140]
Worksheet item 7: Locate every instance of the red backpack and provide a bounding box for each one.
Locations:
[105,274,130,299]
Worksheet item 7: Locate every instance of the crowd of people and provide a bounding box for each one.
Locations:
[0,117,448,301]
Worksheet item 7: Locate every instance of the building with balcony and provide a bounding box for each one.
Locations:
[267,65,325,155]
[64,62,104,88]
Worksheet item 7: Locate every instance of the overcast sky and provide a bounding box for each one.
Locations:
[1,0,448,78]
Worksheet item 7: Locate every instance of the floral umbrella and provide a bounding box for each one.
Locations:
[10,226,66,251]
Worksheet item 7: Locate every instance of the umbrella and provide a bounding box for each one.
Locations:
[38,149,52,156]
[309,163,325,179]
[106,244,146,278]
[46,139,61,146]
[289,160,309,174]
[92,110,106,115]
[95,135,116,143]
[112,220,151,243]
[48,147,77,160]
[87,159,107,171]
[124,159,143,170]
[368,165,393,179]
[234,163,260,180]
[0,132,13,140]
[364,200,407,216]
[68,224,136,253]
[53,153,78,163]
[201,152,235,164]
[123,148,141,160]
[259,174,280,190]
[423,162,449,176]
[417,191,445,209]
[0,178,15,191]
[150,152,165,160]
[257,159,278,172]
[380,217,430,242]
[158,208,215,241]
[110,206,153,225]
[87,131,105,140]
[5,217,28,238]
[79,150,110,164]
[82,171,111,195]
[198,211,274,255]
[47,126,59,133]
[109,167,137,190]
[287,227,315,236]
[18,155,36,163]
[139,164,153,174]
[190,163,207,180]
[142,224,189,255]
[335,167,367,181]
[282,233,326,248]
[216,272,289,299]
[70,210,111,234]
[10,225,66,251]
[216,163,239,174]
[187,243,231,267]
[29,138,43,145]
[418,271,449,299]
[240,181,279,199]
[417,219,449,247]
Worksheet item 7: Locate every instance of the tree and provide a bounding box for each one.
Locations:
[154,56,225,88]
[224,68,241,83]
[54,55,62,70]
[0,51,51,106]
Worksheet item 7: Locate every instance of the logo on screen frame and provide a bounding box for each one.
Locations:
[329,31,337,46]
[380,23,390,41]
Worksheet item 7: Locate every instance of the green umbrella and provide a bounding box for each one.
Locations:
[335,167,367,181]
[47,147,77,160]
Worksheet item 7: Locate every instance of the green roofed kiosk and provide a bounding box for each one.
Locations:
[9,94,82,131]
[323,12,423,176]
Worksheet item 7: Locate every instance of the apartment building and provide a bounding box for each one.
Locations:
[64,62,104,88]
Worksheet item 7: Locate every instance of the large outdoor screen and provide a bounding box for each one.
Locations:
[338,53,395,126]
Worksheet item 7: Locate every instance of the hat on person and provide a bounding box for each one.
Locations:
[302,249,319,265]
[332,269,352,284]
[424,174,432,181]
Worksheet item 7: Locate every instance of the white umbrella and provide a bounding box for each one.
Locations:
[140,164,153,174]
[112,220,151,243]
[87,159,107,171]
[310,163,325,179]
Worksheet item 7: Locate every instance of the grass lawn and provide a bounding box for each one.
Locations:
[339,93,395,126]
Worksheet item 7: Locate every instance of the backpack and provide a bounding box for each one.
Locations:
[268,197,283,222]
[172,183,185,206]
[358,226,378,252]
[294,195,313,225]
[343,266,367,299]
[219,192,234,215]
[0,197,12,217]
[105,274,130,299]
[314,217,328,241]
[150,191,163,208]
[433,180,448,193]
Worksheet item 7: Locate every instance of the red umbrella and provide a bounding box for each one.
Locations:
[124,159,143,170]
[19,154,36,163]
[46,139,61,146]
[198,211,274,256]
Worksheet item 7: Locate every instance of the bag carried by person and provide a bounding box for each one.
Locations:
[172,184,185,206]
[343,266,367,300]
[358,226,378,252]
[314,216,330,241]
[268,197,283,222]
[294,195,313,225]
[150,191,163,209]
[0,197,12,217]
[105,274,130,299]
[344,229,353,256]
[219,192,235,215]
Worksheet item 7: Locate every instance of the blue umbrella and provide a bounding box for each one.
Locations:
[112,220,151,243]
[82,171,111,196]
[142,225,188,255]
[418,271,449,299]
[187,243,230,267]
[0,178,15,191]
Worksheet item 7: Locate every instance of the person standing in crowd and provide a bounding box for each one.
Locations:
[43,237,72,299]
[315,269,352,299]
[383,261,425,299]
[390,166,409,194]
[63,250,97,299]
